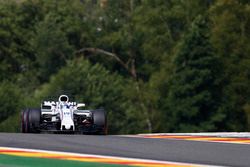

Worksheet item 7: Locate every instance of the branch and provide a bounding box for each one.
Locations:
[76,47,137,79]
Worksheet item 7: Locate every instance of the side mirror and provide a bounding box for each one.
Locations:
[77,103,85,109]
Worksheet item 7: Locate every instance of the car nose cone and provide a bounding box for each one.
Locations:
[65,124,71,130]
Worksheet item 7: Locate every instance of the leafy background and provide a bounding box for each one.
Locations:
[0,0,250,134]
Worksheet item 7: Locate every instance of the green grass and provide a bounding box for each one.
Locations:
[0,154,128,167]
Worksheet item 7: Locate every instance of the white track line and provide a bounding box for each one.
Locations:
[0,146,223,167]
[136,132,250,138]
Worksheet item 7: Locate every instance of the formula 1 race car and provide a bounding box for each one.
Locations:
[21,95,107,135]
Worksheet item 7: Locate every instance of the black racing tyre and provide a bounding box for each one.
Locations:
[21,109,29,133]
[28,108,41,133]
[92,109,107,135]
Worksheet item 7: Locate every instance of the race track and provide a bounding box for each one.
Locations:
[0,133,250,166]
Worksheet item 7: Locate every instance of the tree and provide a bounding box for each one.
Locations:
[210,0,250,131]
[163,15,224,132]
[0,0,43,92]
[76,1,155,132]
[32,12,74,82]
[0,82,23,122]
[31,0,93,82]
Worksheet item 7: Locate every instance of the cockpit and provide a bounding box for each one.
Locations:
[59,95,69,103]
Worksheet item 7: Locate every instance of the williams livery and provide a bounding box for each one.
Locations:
[21,95,107,134]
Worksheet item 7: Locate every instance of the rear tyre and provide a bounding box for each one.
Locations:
[92,109,107,135]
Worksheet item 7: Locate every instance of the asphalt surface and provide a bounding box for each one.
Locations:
[0,133,249,167]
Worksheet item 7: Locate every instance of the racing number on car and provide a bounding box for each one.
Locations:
[64,112,70,115]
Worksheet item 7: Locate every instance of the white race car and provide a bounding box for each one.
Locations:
[21,95,107,135]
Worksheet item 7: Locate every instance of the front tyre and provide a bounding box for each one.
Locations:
[22,108,41,133]
[21,109,29,133]
[92,109,107,135]
[29,108,41,133]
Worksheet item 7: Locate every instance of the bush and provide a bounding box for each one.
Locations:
[0,82,23,122]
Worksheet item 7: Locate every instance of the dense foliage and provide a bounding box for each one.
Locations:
[0,0,250,134]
